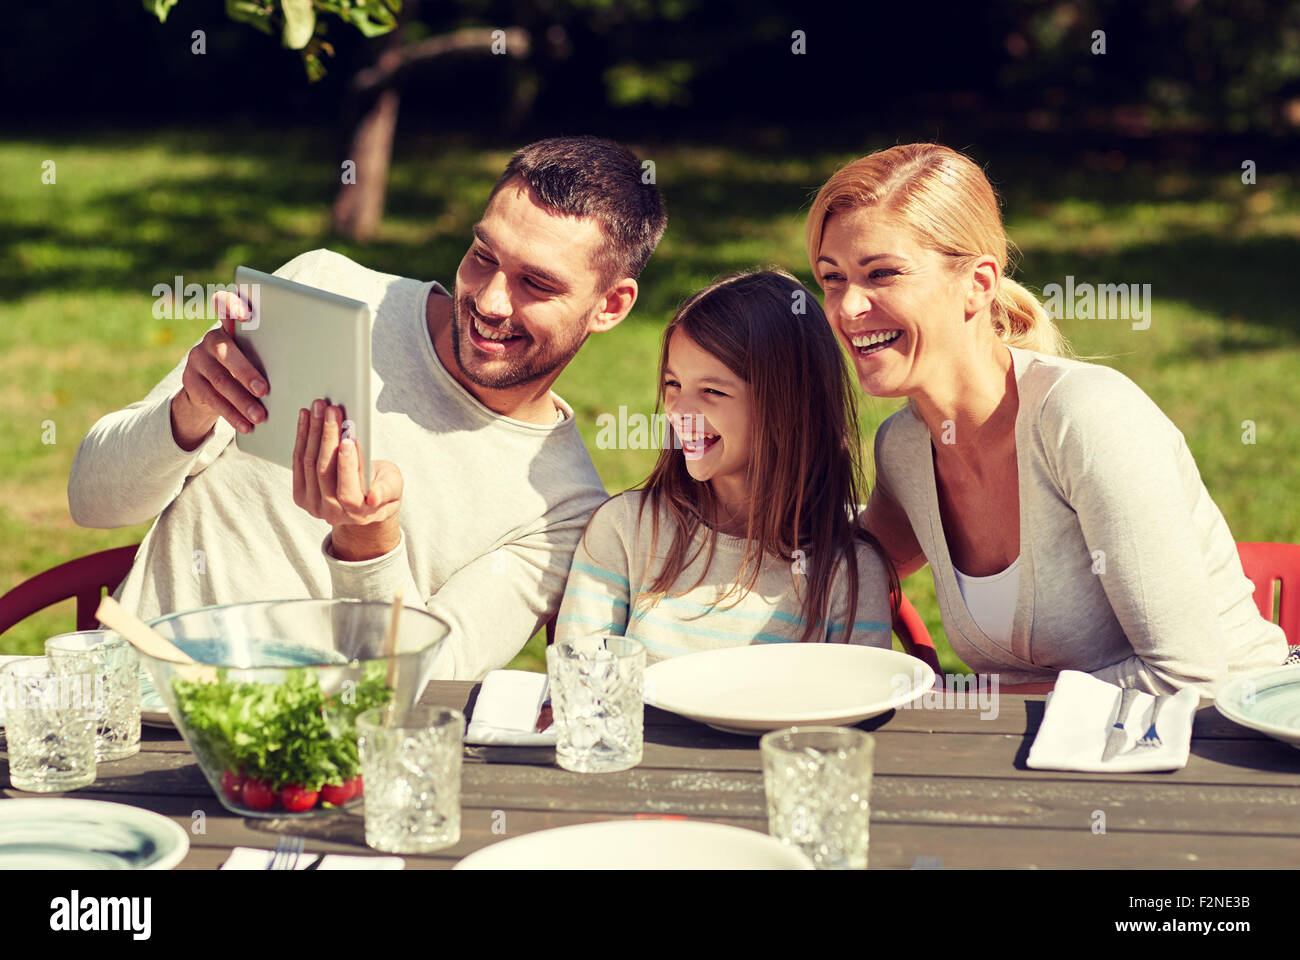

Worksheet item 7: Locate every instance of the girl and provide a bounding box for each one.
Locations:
[555,270,897,663]
[806,143,1292,696]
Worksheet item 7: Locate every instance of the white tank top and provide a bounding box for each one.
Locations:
[953,556,1021,647]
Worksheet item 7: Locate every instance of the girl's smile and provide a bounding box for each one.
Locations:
[662,330,752,504]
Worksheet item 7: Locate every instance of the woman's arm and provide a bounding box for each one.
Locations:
[859,483,928,578]
[1044,368,1228,695]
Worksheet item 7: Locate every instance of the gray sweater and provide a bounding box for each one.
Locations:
[874,345,1287,696]
[67,249,609,679]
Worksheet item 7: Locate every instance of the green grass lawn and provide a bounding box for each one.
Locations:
[2,128,1298,671]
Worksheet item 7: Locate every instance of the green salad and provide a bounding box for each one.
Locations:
[172,664,392,813]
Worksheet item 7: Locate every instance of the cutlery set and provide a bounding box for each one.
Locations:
[266,835,323,870]
[1101,689,1168,762]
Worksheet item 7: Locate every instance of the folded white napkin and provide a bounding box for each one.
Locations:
[465,670,556,746]
[221,846,404,870]
[1026,670,1199,772]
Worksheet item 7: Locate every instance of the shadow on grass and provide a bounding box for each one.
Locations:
[4,131,1298,352]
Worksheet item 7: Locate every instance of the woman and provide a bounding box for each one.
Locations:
[805,143,1291,696]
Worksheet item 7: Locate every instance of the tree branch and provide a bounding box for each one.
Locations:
[352,26,531,94]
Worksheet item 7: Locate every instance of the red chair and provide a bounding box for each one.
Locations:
[0,544,139,636]
[1236,542,1300,646]
[894,590,943,675]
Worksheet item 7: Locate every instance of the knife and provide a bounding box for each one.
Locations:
[1101,687,1141,762]
[1102,686,1144,759]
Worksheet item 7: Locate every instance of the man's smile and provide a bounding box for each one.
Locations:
[465,308,527,354]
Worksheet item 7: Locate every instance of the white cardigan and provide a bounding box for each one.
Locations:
[874,346,1288,696]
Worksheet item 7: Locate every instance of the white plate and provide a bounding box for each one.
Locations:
[644,643,935,734]
[138,668,172,728]
[0,799,190,869]
[453,819,813,870]
[1215,665,1300,750]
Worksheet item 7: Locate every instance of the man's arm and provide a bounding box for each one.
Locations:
[67,329,236,528]
[67,250,327,529]
[322,510,597,681]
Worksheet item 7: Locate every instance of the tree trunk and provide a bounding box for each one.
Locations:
[330,22,532,240]
[331,85,400,241]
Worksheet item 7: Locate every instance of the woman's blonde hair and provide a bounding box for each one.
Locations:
[806,143,1069,356]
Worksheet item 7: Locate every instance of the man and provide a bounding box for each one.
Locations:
[68,136,667,679]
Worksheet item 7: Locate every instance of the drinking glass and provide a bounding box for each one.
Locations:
[358,705,464,853]
[761,726,875,869]
[546,636,644,774]
[45,630,142,762]
[1,657,97,792]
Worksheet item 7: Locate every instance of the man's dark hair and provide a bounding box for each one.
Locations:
[489,135,667,286]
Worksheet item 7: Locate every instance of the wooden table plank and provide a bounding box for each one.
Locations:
[16,757,1298,843]
[126,721,1300,789]
[623,728,1300,786]
[6,679,1299,870]
[455,764,1300,838]
[421,681,1272,740]
[866,822,1300,869]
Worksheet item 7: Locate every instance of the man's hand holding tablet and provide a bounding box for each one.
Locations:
[171,287,399,562]
[170,290,268,449]
[292,399,404,562]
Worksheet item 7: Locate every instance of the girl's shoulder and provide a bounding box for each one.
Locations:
[821,532,890,587]
[850,532,891,585]
[584,489,649,533]
[583,488,689,552]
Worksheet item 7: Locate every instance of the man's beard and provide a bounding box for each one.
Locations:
[450,294,589,390]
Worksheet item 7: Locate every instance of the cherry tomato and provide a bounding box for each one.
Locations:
[320,780,355,806]
[242,777,275,811]
[221,769,245,804]
[279,783,320,813]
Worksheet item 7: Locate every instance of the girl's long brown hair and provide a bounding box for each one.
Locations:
[634,269,900,643]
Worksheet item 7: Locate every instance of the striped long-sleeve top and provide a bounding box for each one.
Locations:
[555,490,893,664]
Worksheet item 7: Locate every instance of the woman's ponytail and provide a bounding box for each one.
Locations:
[992,277,1069,357]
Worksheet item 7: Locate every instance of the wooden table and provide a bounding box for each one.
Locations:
[4,680,1300,868]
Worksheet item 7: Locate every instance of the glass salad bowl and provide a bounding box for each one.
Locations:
[138,599,450,819]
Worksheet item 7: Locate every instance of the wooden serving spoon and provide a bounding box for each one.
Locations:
[95,596,216,682]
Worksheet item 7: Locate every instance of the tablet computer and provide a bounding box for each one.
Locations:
[232,265,372,493]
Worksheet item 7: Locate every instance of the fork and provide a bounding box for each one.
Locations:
[267,835,304,870]
[1127,695,1169,752]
